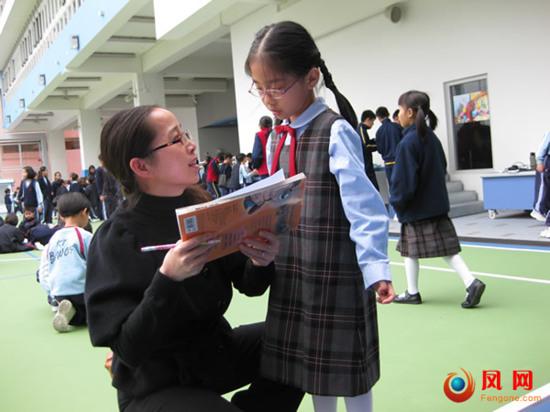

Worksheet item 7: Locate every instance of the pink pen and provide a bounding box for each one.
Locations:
[140,239,220,252]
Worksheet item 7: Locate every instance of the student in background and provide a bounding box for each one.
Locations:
[19,206,39,239]
[85,105,303,411]
[252,116,273,180]
[239,153,257,187]
[84,176,101,221]
[37,166,53,223]
[392,109,400,124]
[218,153,233,196]
[357,109,379,190]
[4,188,13,214]
[531,131,550,224]
[69,173,83,193]
[390,90,486,308]
[246,21,394,412]
[18,166,43,219]
[376,106,402,218]
[206,154,221,198]
[0,213,34,253]
[38,192,92,332]
[228,154,243,192]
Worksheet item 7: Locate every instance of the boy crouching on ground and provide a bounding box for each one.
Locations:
[38,192,92,332]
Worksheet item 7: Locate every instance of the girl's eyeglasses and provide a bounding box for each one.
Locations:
[144,130,192,157]
[248,77,300,99]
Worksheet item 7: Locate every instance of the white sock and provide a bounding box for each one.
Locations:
[443,254,475,287]
[404,257,420,294]
[312,395,337,412]
[344,391,373,412]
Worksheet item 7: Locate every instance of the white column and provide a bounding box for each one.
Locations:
[78,110,102,174]
[133,73,166,107]
[47,129,68,177]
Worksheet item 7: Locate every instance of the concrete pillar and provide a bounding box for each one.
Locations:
[78,110,102,174]
[47,129,68,177]
[133,73,166,107]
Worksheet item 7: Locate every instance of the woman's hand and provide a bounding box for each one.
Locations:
[536,163,545,173]
[239,230,279,267]
[159,234,218,282]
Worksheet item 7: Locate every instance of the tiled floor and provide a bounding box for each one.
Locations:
[389,210,550,246]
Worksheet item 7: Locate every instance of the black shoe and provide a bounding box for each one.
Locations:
[393,290,422,304]
[462,279,486,308]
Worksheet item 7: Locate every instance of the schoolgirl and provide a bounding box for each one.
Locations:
[245,21,394,412]
[390,90,486,308]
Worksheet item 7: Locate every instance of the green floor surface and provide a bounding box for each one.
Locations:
[1,243,548,412]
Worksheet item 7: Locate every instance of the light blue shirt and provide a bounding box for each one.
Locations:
[266,97,391,288]
[38,226,92,296]
[536,131,550,164]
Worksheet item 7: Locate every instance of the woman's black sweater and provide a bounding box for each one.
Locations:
[85,191,274,398]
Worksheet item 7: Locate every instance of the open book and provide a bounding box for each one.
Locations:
[176,170,306,262]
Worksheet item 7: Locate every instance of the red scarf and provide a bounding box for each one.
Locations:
[271,125,297,177]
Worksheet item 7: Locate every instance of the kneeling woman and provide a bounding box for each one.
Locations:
[85,106,303,412]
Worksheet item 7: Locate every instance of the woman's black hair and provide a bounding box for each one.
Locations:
[259,115,273,129]
[397,90,438,140]
[23,166,36,179]
[100,106,210,207]
[57,192,91,218]
[245,21,358,129]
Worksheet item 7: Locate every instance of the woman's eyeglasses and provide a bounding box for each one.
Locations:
[144,130,192,157]
[248,77,300,99]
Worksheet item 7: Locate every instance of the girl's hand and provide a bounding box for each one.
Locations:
[536,164,545,173]
[159,234,218,282]
[240,230,279,267]
[372,280,395,304]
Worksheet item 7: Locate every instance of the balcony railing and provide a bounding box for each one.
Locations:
[2,0,85,98]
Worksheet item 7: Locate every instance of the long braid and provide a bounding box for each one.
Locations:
[319,59,358,129]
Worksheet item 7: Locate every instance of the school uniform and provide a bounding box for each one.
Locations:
[4,193,13,213]
[19,178,43,209]
[357,123,379,190]
[264,97,390,397]
[375,118,402,183]
[38,176,53,223]
[0,224,32,253]
[390,124,461,258]
[252,128,271,179]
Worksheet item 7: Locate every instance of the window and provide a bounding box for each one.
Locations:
[447,76,493,170]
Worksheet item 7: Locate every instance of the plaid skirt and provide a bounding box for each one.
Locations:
[396,215,461,258]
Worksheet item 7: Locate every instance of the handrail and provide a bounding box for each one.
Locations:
[2,0,85,99]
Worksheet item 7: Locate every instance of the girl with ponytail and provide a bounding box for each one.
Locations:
[391,90,486,308]
[245,20,394,412]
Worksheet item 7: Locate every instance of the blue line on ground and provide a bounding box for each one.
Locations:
[388,236,550,252]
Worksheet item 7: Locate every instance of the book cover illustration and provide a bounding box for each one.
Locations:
[176,172,306,262]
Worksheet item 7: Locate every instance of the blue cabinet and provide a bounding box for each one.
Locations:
[481,172,535,218]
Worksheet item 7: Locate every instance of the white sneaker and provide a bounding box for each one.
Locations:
[530,210,546,222]
[35,242,45,250]
[52,300,76,332]
[540,228,550,238]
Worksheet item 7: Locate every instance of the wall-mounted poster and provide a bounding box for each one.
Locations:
[447,76,493,170]
[452,90,490,124]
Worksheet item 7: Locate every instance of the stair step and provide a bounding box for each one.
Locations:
[449,190,478,204]
[449,201,485,218]
[446,181,464,193]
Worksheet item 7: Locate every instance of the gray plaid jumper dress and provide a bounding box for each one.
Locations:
[261,109,380,396]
